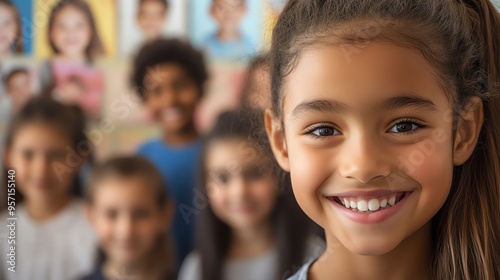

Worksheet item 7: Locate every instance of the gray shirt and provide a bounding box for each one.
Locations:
[178,249,279,280]
[179,236,325,280]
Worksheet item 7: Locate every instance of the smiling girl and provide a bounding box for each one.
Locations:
[265,0,500,279]
[47,0,104,64]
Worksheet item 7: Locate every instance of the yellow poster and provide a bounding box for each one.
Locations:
[34,0,116,59]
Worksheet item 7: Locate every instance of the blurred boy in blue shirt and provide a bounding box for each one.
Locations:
[132,39,208,265]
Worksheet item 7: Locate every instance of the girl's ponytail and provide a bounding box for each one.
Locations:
[434,1,500,279]
[461,0,500,83]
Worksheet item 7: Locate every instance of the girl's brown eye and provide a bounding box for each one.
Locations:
[309,126,339,137]
[395,123,414,132]
[22,150,34,161]
[213,171,230,185]
[388,120,425,134]
[105,209,118,220]
[244,166,264,181]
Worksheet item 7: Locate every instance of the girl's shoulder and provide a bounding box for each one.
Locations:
[304,235,326,261]
[178,252,202,280]
[288,258,316,280]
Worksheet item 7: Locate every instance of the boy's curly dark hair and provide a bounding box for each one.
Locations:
[131,38,209,100]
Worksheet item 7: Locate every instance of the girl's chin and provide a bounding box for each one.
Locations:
[337,236,403,257]
[58,49,86,58]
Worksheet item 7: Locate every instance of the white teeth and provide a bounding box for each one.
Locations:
[380,199,387,208]
[357,200,368,212]
[350,201,356,209]
[343,199,349,208]
[336,193,406,212]
[388,196,396,206]
[368,199,380,211]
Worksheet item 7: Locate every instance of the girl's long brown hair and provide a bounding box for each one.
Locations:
[270,0,500,279]
[197,110,317,280]
[0,0,23,53]
[47,0,105,61]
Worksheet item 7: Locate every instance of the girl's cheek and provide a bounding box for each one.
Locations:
[93,214,115,243]
[50,29,64,48]
[8,156,29,189]
[249,180,277,206]
[399,138,454,215]
[207,187,227,212]
[288,145,331,223]
[78,25,92,47]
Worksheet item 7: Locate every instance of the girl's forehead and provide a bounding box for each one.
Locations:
[282,42,451,117]
[56,5,87,19]
[206,138,265,167]
[13,123,73,147]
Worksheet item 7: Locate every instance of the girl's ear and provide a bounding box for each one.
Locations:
[264,109,290,172]
[453,97,484,165]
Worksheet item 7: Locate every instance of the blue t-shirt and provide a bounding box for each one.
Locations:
[138,139,202,265]
[204,32,254,60]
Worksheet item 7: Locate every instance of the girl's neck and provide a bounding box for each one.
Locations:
[216,28,241,42]
[103,257,163,280]
[26,195,72,222]
[163,125,199,147]
[53,54,88,65]
[311,222,433,280]
[228,220,274,259]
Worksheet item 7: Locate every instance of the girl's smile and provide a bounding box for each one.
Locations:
[325,190,413,224]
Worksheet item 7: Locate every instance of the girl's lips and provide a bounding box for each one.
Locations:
[327,191,412,224]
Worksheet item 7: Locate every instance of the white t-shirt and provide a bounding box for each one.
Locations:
[0,200,98,280]
[178,236,325,280]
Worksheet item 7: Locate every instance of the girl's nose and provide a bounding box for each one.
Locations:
[32,156,51,180]
[229,177,249,198]
[338,133,392,184]
[116,215,134,238]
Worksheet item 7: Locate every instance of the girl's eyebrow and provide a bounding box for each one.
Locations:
[379,95,438,112]
[289,94,438,120]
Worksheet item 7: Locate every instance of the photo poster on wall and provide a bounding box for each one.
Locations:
[189,0,264,62]
[195,61,247,132]
[34,0,116,59]
[48,62,104,120]
[0,58,41,121]
[118,0,188,57]
[8,0,34,55]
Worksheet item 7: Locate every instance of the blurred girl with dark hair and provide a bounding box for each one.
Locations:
[178,110,323,280]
